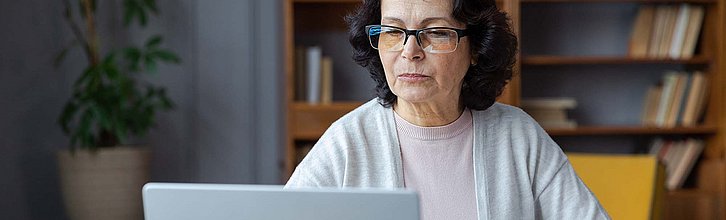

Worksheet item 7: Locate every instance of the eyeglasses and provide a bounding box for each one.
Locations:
[365,24,468,54]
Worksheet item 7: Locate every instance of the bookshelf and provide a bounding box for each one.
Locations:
[519,0,724,218]
[284,0,724,218]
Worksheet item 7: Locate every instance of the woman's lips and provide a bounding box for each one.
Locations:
[397,73,430,82]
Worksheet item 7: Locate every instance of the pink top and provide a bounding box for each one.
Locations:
[394,109,477,220]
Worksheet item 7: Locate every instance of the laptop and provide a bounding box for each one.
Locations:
[142,182,420,220]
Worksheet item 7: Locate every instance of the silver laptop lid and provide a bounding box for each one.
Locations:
[143,182,420,220]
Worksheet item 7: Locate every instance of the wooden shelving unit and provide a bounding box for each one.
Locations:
[290,102,362,140]
[519,0,725,218]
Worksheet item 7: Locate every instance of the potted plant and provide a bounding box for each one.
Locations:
[55,0,180,219]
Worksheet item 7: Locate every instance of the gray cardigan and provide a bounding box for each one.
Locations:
[286,99,610,220]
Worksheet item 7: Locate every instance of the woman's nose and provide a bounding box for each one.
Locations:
[401,35,424,61]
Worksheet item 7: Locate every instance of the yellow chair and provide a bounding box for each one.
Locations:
[567,153,665,220]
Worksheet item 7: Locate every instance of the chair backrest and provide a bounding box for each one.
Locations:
[567,153,665,220]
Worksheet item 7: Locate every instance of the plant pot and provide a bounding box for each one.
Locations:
[57,146,150,220]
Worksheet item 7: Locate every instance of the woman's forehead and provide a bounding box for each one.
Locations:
[381,0,453,16]
[380,0,456,25]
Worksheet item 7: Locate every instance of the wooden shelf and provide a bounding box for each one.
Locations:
[522,55,711,65]
[522,0,716,4]
[664,189,721,220]
[546,126,718,136]
[291,102,362,140]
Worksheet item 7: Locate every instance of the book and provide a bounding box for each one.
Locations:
[522,98,578,129]
[664,73,688,128]
[306,46,322,104]
[655,72,678,126]
[667,139,705,189]
[658,6,679,58]
[295,46,307,101]
[669,4,691,59]
[648,6,668,58]
[520,97,577,110]
[690,73,710,126]
[680,72,704,126]
[641,85,663,126]
[320,57,333,104]
[681,6,705,59]
[629,5,655,58]
[526,109,568,122]
[663,140,684,176]
[648,138,665,156]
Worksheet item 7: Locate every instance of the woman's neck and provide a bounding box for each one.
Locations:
[393,98,464,127]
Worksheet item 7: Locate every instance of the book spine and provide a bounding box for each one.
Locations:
[306,46,322,104]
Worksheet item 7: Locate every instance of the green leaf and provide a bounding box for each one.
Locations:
[159,92,174,109]
[103,62,121,81]
[59,101,78,134]
[77,108,95,147]
[89,103,111,131]
[145,35,163,48]
[74,66,95,88]
[123,0,139,26]
[103,53,116,64]
[138,7,148,26]
[144,55,157,73]
[124,47,142,71]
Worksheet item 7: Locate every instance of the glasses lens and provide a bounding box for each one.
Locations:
[367,25,404,51]
[420,29,458,53]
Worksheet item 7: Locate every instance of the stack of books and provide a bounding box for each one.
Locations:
[628,4,705,59]
[521,98,578,129]
[295,45,334,104]
[648,138,705,190]
[641,71,709,128]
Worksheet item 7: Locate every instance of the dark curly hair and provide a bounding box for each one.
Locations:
[345,0,518,110]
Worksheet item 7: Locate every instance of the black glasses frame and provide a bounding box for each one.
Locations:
[365,24,468,51]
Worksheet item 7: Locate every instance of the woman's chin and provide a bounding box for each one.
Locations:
[395,91,435,104]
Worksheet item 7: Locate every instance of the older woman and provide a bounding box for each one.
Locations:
[286,0,609,219]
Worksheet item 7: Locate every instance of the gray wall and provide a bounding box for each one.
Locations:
[0,0,283,219]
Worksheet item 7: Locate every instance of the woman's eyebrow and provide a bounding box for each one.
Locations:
[419,17,452,26]
[381,17,405,24]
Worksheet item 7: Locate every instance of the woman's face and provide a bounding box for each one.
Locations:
[379,0,471,106]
